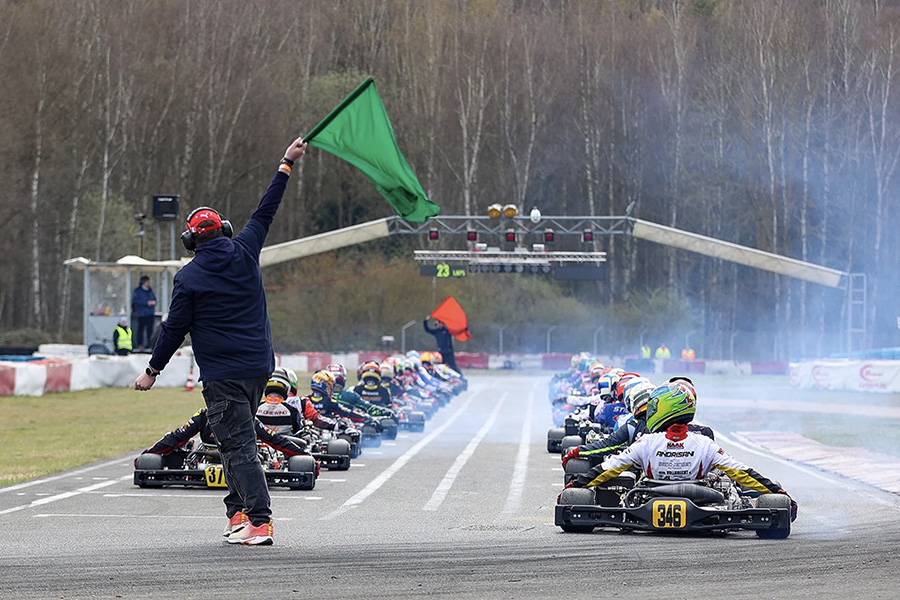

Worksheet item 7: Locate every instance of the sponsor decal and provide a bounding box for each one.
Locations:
[667,442,684,448]
[812,366,829,385]
[859,364,886,382]
[656,450,695,457]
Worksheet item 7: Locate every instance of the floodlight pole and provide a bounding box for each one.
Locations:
[401,320,417,354]
[546,326,558,353]
[499,323,510,353]
[593,326,604,355]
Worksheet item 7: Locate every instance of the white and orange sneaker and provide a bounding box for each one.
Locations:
[227,520,273,545]
[222,512,248,538]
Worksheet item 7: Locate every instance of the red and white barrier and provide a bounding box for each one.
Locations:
[790,359,900,393]
[0,346,819,397]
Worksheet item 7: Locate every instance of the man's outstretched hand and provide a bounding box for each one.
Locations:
[284,136,307,162]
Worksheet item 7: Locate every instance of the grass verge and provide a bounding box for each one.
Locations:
[0,387,206,486]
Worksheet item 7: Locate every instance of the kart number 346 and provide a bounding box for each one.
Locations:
[204,465,227,488]
[652,500,686,529]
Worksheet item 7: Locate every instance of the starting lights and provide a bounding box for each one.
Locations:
[487,203,503,219]
[582,229,594,242]
[428,228,439,241]
[505,229,517,243]
[466,230,478,242]
[502,204,518,219]
[543,228,555,243]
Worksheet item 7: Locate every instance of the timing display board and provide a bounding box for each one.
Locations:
[419,264,467,278]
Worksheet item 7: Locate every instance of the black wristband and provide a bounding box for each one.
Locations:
[280,157,295,167]
[146,366,160,377]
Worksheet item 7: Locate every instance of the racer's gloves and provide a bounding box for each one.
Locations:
[336,419,351,432]
[778,488,798,522]
[561,446,581,468]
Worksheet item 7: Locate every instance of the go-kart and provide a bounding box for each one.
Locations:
[133,441,319,491]
[556,470,793,539]
[547,402,610,454]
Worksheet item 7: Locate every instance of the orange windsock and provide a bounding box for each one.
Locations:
[430,296,472,342]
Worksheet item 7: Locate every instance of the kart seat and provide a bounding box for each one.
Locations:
[643,482,725,506]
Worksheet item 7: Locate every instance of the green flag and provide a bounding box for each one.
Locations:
[304,78,440,223]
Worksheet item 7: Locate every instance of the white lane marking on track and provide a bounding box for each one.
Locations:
[33,513,298,520]
[319,391,481,521]
[424,394,507,511]
[0,476,128,515]
[502,386,535,514]
[0,457,131,495]
[101,492,318,499]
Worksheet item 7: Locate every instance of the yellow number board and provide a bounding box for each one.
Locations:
[204,465,228,488]
[652,500,686,529]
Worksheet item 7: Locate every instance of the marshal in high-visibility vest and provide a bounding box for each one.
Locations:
[681,348,696,361]
[114,317,132,355]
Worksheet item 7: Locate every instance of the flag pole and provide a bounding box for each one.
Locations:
[303,77,375,144]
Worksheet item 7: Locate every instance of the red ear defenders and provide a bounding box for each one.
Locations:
[181,206,233,251]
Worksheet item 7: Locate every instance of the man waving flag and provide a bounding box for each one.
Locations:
[304,78,440,223]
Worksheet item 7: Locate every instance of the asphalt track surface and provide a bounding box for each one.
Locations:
[1,373,898,599]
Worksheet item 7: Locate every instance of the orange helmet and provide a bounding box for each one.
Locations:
[432,351,443,364]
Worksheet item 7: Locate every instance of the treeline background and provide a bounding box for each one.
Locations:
[1,0,899,360]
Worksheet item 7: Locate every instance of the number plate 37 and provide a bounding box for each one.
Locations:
[652,500,686,528]
[204,465,227,488]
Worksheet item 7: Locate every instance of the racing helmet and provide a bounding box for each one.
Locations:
[613,372,641,403]
[576,356,594,373]
[361,366,382,389]
[432,351,443,364]
[623,378,655,418]
[596,372,619,398]
[286,368,299,395]
[266,370,292,399]
[667,376,696,403]
[326,363,347,392]
[379,363,394,380]
[420,351,433,366]
[406,350,420,359]
[588,361,606,381]
[570,353,581,369]
[310,370,335,400]
[645,382,697,433]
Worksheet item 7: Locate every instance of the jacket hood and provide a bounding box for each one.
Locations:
[192,236,234,272]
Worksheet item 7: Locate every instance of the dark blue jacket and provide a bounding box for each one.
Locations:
[149,171,288,381]
[423,318,453,354]
[132,285,157,318]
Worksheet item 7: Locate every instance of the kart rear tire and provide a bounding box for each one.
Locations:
[380,418,398,440]
[559,487,596,506]
[327,438,352,457]
[560,435,582,454]
[564,457,591,485]
[547,427,565,453]
[755,494,792,539]
[135,454,164,470]
[287,455,317,491]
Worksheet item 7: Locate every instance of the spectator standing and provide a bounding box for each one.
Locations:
[133,135,308,546]
[131,275,157,351]
[654,343,671,360]
[113,316,132,355]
